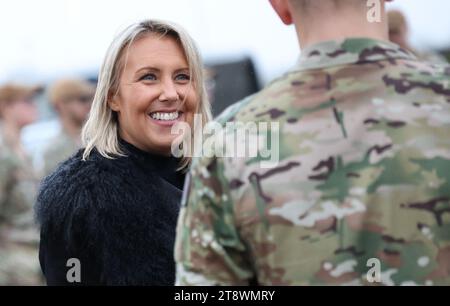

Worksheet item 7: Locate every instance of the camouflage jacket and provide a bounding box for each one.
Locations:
[0,133,42,285]
[175,38,450,286]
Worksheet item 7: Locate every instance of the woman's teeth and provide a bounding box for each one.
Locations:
[150,112,180,121]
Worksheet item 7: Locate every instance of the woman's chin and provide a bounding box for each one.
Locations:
[138,135,177,155]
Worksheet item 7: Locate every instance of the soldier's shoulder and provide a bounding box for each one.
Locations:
[380,59,450,101]
[398,58,450,78]
[43,133,75,156]
[214,94,257,125]
[417,51,449,66]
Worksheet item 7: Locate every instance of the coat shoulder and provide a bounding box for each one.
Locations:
[35,149,131,230]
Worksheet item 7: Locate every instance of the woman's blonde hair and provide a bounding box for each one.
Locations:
[82,19,212,170]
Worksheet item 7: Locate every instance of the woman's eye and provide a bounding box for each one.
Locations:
[175,74,190,81]
[140,74,157,81]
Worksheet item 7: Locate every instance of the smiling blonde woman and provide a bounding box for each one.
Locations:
[36,19,211,286]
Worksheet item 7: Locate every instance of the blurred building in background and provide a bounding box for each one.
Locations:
[206,57,260,117]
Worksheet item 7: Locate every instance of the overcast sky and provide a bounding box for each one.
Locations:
[1,0,449,85]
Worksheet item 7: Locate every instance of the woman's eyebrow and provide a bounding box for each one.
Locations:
[174,68,190,73]
[136,66,160,74]
[135,67,190,74]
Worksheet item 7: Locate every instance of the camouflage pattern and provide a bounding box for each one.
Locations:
[0,133,43,285]
[42,131,79,177]
[175,38,450,286]
[417,50,448,66]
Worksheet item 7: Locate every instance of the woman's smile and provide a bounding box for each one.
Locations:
[148,109,185,127]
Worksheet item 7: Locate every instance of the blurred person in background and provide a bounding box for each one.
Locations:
[42,79,95,176]
[35,20,211,285]
[204,68,217,105]
[388,9,447,64]
[175,0,450,286]
[0,83,44,285]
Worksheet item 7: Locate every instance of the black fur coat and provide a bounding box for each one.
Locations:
[35,140,185,286]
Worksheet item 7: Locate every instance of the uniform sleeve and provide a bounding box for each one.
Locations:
[174,156,255,286]
[0,155,12,215]
[0,154,24,219]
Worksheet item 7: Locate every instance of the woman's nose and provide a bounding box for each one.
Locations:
[159,80,179,102]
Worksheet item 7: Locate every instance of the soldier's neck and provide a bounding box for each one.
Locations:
[293,8,389,50]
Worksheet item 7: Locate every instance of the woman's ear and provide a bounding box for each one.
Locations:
[269,0,294,25]
[108,94,121,112]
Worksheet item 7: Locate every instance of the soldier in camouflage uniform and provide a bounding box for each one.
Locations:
[0,83,43,285]
[42,79,94,176]
[175,0,450,286]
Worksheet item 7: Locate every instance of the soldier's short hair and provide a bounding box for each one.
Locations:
[0,83,42,118]
[290,0,366,12]
[48,79,95,107]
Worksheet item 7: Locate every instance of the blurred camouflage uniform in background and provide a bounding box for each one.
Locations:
[0,84,43,285]
[175,38,450,285]
[42,78,95,176]
[0,139,42,285]
[42,127,80,177]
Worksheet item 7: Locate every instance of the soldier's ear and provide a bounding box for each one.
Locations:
[269,0,294,25]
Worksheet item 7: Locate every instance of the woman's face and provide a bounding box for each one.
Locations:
[110,34,198,155]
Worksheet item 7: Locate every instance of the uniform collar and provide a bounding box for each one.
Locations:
[292,38,417,72]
